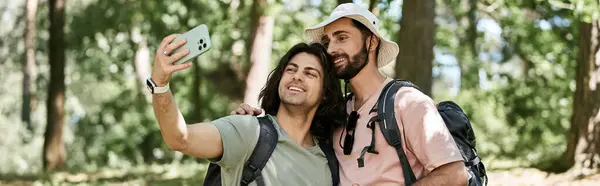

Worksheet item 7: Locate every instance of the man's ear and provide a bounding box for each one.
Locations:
[367,34,380,52]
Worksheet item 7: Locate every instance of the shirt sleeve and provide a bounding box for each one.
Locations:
[209,115,261,169]
[394,87,463,172]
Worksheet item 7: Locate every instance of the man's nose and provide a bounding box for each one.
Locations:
[292,71,304,81]
[327,43,339,56]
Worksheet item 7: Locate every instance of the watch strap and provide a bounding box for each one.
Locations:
[146,78,169,94]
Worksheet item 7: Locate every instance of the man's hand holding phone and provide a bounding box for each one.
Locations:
[151,24,212,87]
[151,34,192,87]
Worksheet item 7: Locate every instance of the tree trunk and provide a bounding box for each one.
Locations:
[246,0,265,57]
[244,17,273,107]
[43,0,66,171]
[132,33,151,99]
[337,0,353,5]
[560,20,600,174]
[466,0,477,60]
[459,0,480,89]
[243,0,273,107]
[395,0,435,96]
[192,61,203,121]
[23,0,38,131]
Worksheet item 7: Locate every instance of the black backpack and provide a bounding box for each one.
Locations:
[375,80,488,186]
[203,116,340,186]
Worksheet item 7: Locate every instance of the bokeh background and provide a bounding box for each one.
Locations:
[1,0,600,185]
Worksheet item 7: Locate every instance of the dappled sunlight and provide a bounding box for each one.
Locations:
[1,0,600,185]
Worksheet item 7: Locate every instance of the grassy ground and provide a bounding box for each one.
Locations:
[488,168,600,186]
[0,163,208,186]
[1,164,599,185]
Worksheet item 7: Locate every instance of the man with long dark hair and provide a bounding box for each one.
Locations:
[148,37,344,185]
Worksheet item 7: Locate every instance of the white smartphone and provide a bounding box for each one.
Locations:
[171,24,212,64]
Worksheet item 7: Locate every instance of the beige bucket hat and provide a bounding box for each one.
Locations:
[305,3,399,68]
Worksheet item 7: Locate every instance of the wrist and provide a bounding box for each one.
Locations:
[155,81,169,87]
[146,78,170,94]
[150,77,169,87]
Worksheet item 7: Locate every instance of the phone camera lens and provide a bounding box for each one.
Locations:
[199,46,203,51]
[203,43,207,48]
[200,39,204,44]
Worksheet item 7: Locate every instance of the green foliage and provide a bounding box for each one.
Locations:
[1,0,598,179]
[432,0,583,168]
[63,0,255,169]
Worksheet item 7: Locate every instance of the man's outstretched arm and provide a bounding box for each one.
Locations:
[152,91,223,159]
[151,34,222,159]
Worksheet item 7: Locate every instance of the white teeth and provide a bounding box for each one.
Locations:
[289,86,304,92]
[335,58,344,63]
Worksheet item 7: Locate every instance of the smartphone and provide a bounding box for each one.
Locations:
[171,24,212,64]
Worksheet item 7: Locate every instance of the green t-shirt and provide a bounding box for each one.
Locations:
[209,114,332,186]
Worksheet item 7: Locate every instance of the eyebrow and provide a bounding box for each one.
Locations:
[288,62,322,77]
[321,30,350,42]
[287,62,299,68]
[332,30,350,36]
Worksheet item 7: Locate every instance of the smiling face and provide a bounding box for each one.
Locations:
[259,43,346,137]
[322,18,370,80]
[278,52,324,108]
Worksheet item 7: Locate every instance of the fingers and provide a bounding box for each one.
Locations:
[151,34,188,86]
[240,103,257,115]
[230,104,263,116]
[241,103,262,115]
[235,107,246,115]
[163,39,187,56]
[169,49,190,63]
[231,107,250,115]
[170,62,193,72]
[158,34,180,53]
[253,108,263,115]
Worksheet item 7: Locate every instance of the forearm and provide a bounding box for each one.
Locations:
[413,162,467,186]
[412,172,447,186]
[152,91,189,150]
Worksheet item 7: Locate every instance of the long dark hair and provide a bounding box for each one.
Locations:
[258,43,345,140]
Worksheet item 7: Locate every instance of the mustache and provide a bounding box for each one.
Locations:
[331,53,350,61]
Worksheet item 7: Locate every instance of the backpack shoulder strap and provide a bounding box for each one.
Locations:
[377,80,418,186]
[240,116,279,186]
[318,138,340,186]
[202,163,222,186]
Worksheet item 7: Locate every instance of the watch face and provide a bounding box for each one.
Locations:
[146,79,155,93]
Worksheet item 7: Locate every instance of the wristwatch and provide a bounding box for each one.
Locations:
[146,78,169,94]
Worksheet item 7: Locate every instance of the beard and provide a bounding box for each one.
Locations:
[279,91,320,113]
[280,94,304,106]
[279,86,311,107]
[332,44,368,80]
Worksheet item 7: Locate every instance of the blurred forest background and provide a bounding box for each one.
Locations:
[1,0,600,185]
